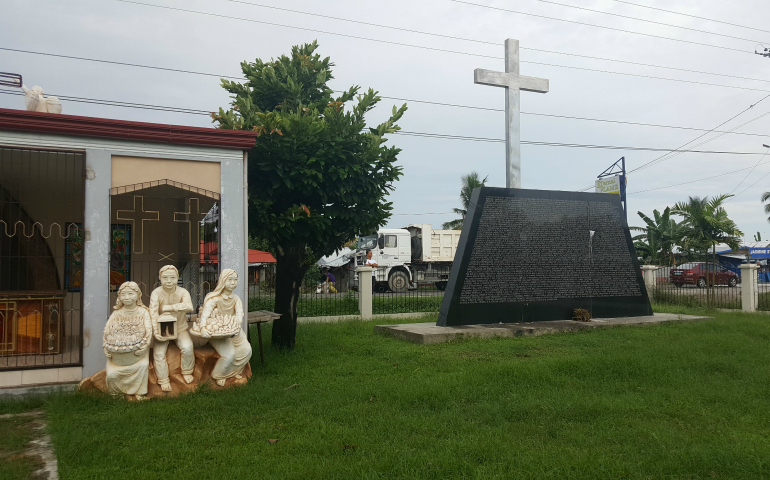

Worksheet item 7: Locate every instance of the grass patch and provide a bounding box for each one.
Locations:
[10,308,770,478]
[0,415,45,480]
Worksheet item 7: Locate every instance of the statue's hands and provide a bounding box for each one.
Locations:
[104,348,112,359]
[161,305,173,313]
[201,329,212,339]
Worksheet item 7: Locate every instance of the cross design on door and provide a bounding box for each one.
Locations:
[174,198,208,254]
[116,196,159,254]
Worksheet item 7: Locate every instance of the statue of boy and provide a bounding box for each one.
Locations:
[149,265,195,391]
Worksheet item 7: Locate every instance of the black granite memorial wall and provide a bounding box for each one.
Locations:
[437,187,651,326]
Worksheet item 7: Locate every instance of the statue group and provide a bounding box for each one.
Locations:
[101,266,252,400]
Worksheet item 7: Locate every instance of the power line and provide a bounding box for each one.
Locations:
[627,161,770,195]
[532,0,769,44]
[2,88,767,149]
[220,0,497,46]
[6,49,770,137]
[6,44,770,99]
[0,47,242,80]
[607,0,770,36]
[113,0,498,59]
[628,95,770,174]
[729,146,770,195]
[449,0,753,55]
[217,0,770,84]
[394,130,767,154]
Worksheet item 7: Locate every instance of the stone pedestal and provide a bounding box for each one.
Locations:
[641,265,658,302]
[357,267,373,320]
[79,343,252,400]
[739,263,759,312]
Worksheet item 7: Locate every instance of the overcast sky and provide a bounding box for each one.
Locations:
[2,0,770,240]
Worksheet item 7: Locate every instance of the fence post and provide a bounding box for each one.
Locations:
[641,265,657,302]
[739,263,758,312]
[357,267,373,319]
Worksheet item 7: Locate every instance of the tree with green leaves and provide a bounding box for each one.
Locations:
[442,171,488,230]
[631,207,685,265]
[761,192,770,224]
[672,194,743,306]
[214,42,407,349]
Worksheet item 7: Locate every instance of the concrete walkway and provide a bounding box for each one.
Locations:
[375,312,711,345]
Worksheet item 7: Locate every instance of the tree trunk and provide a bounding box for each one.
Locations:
[271,245,310,349]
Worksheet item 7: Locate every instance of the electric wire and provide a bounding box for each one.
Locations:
[531,0,769,44]
[734,166,770,198]
[627,161,770,195]
[449,0,753,55]
[5,45,770,98]
[729,146,770,195]
[607,0,770,36]
[630,102,770,173]
[113,0,499,59]
[216,0,770,84]
[2,88,767,154]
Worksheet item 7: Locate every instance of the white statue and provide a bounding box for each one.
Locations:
[103,282,153,399]
[21,85,62,114]
[149,265,195,392]
[191,269,252,386]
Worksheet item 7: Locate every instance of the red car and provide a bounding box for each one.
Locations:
[669,262,739,288]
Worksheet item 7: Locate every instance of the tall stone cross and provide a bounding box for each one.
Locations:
[475,39,549,189]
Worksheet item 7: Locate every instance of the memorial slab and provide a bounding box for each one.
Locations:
[438,187,652,326]
[378,313,710,345]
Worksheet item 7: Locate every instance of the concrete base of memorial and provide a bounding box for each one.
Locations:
[79,343,252,400]
[375,313,711,345]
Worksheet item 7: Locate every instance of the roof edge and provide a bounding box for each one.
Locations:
[0,108,257,150]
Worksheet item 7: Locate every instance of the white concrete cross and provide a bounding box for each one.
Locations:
[475,39,549,189]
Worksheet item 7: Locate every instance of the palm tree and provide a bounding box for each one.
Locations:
[443,172,488,230]
[672,194,743,306]
[761,192,770,223]
[631,207,685,265]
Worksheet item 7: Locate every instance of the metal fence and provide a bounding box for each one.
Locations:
[247,262,449,317]
[248,264,360,317]
[645,259,767,310]
[1,147,84,370]
[367,265,447,315]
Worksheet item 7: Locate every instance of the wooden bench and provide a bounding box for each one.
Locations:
[247,310,281,366]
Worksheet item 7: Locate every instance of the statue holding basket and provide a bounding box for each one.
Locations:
[191,269,252,386]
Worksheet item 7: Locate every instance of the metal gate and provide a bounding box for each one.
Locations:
[109,180,220,313]
[0,147,84,369]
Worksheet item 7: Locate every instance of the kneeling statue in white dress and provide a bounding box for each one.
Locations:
[103,282,153,398]
[191,269,252,386]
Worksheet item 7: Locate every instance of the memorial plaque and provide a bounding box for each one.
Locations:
[437,187,651,326]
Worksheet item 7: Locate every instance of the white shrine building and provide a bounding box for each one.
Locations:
[0,108,257,391]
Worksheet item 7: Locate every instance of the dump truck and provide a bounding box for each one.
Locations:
[354,224,462,293]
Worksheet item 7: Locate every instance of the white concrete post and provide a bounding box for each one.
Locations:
[82,149,111,377]
[740,263,759,312]
[641,265,657,302]
[357,267,373,320]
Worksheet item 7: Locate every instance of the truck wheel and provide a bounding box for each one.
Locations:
[435,281,447,291]
[388,271,409,293]
[374,282,388,293]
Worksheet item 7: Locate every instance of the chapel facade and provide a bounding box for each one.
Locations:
[0,108,256,390]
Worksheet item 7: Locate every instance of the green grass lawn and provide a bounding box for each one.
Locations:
[3,306,770,479]
[0,412,46,479]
